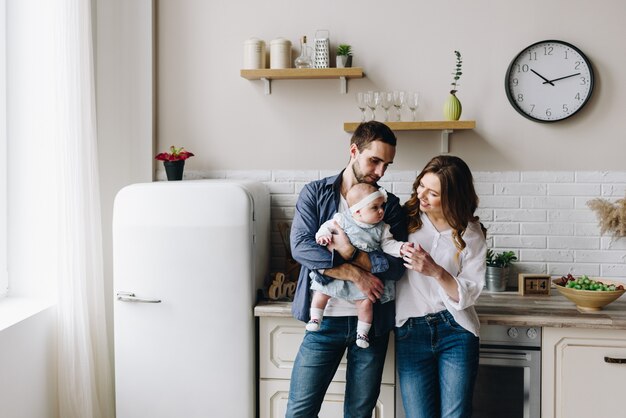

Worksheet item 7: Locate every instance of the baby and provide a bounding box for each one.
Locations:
[307,183,411,348]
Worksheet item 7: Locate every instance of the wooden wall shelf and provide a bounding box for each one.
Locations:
[343,120,476,153]
[240,67,364,95]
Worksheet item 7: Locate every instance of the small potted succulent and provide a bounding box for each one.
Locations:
[336,44,353,68]
[443,50,463,120]
[155,146,194,181]
[485,249,518,292]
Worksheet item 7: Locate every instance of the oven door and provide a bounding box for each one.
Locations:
[472,345,541,418]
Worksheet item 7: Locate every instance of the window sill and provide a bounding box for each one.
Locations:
[0,296,56,332]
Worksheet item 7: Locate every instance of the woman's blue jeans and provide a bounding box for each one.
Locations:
[395,310,479,418]
[285,316,389,418]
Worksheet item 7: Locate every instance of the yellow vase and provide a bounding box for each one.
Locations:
[443,93,462,121]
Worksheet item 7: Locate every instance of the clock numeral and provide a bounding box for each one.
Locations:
[563,104,569,113]
[575,92,581,100]
[516,94,524,102]
[546,108,552,117]
[564,51,569,60]
[580,77,587,85]
[543,46,554,56]
[516,64,530,73]
[530,104,535,113]
[574,61,581,70]
[512,78,519,87]
[527,51,537,61]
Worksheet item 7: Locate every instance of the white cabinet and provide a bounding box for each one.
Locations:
[542,327,626,418]
[258,316,395,418]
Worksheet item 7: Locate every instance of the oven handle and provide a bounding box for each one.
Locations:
[604,356,626,364]
[480,350,531,361]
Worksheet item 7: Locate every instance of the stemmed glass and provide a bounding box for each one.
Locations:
[392,91,405,121]
[356,92,367,122]
[365,91,381,121]
[406,91,420,121]
[380,92,393,122]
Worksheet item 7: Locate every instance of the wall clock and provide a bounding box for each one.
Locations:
[505,40,594,122]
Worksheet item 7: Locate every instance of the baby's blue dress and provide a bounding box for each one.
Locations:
[310,213,395,303]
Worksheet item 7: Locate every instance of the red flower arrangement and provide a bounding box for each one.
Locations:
[154,146,195,162]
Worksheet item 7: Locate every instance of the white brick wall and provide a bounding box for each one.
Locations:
[182,169,626,282]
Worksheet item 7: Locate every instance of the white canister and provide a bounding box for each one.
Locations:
[243,38,266,69]
[270,38,292,69]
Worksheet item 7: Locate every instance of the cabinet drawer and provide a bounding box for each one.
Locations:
[259,316,395,384]
[259,379,394,418]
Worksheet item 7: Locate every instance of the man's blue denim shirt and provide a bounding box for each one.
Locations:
[290,171,408,336]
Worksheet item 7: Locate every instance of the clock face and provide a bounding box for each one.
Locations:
[505,40,594,122]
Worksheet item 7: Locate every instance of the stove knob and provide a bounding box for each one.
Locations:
[507,327,519,338]
[527,328,538,339]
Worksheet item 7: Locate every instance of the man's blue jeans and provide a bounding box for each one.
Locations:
[285,316,389,418]
[395,310,479,418]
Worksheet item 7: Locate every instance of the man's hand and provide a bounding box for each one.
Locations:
[326,221,353,259]
[323,263,384,303]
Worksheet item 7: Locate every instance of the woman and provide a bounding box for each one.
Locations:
[396,155,487,418]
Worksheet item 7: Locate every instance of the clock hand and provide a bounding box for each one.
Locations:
[543,72,581,84]
[531,69,555,86]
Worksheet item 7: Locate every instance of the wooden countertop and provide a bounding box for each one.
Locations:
[254,290,626,330]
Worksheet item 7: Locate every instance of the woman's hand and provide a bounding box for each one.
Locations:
[402,244,443,279]
[403,244,460,301]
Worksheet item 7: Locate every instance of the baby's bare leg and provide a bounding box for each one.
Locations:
[311,291,331,310]
[355,298,373,324]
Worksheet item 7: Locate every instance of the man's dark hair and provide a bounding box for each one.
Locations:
[350,121,397,151]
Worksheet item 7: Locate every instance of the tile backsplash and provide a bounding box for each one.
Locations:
[173,169,626,283]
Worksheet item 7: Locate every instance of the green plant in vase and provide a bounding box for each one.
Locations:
[443,50,463,120]
[336,44,353,68]
[485,249,517,292]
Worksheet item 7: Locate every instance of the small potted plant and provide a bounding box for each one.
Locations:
[485,249,518,292]
[336,44,352,68]
[443,50,463,120]
[155,146,194,181]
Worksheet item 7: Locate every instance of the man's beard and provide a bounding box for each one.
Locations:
[352,160,379,184]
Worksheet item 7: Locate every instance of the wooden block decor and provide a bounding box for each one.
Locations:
[518,274,552,296]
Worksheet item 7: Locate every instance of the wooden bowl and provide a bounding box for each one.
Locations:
[553,278,626,312]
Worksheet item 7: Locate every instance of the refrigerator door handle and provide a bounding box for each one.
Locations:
[116,291,162,303]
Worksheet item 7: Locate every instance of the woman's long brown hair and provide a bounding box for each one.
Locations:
[404,155,486,254]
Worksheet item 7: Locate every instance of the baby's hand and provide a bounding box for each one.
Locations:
[400,242,415,256]
[317,235,333,246]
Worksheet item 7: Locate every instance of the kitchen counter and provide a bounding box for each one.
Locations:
[254,290,626,330]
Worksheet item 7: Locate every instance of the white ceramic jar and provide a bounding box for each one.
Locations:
[270,38,292,69]
[243,38,266,69]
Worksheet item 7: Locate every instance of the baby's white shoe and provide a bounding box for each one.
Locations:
[356,333,370,348]
[306,319,321,332]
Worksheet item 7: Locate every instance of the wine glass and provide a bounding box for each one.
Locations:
[356,92,367,122]
[392,91,406,121]
[380,92,393,122]
[406,91,420,121]
[365,91,381,121]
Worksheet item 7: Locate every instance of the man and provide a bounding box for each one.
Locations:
[286,121,407,418]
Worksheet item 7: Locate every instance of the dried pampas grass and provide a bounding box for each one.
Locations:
[587,197,626,238]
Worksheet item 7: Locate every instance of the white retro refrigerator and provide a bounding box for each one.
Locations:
[112,179,270,418]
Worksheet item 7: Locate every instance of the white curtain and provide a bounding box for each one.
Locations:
[53,1,115,417]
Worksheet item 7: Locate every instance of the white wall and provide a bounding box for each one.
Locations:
[96,0,154,387]
[156,0,626,172]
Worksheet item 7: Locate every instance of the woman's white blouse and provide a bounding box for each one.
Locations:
[395,213,487,336]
